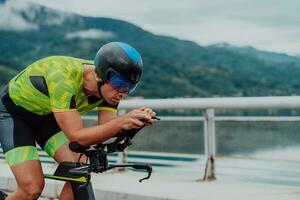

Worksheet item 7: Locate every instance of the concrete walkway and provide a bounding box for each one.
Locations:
[0,160,299,200]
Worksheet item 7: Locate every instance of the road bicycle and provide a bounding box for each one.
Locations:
[0,118,158,200]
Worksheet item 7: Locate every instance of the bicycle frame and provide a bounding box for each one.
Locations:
[44,162,95,200]
[43,120,158,200]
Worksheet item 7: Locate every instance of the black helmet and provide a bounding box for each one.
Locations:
[94,42,143,87]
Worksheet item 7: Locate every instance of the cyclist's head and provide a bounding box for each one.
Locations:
[94,42,143,94]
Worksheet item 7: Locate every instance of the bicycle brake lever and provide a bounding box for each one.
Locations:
[152,116,160,120]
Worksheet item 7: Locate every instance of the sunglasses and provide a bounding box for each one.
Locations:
[108,73,136,93]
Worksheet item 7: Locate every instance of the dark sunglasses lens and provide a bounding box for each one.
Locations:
[109,74,136,93]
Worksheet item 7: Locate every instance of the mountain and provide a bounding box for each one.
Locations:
[208,43,300,63]
[1,1,300,98]
[0,64,18,86]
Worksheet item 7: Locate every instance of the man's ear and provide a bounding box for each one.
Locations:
[94,70,101,82]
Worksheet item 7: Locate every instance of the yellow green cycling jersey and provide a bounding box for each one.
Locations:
[8,56,118,115]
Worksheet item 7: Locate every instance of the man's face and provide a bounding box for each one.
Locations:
[101,83,127,105]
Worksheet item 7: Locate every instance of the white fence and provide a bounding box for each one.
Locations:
[2,96,300,182]
[115,96,300,180]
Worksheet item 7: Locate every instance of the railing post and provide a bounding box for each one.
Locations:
[202,109,216,181]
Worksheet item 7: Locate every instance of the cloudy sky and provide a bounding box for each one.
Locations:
[20,0,300,56]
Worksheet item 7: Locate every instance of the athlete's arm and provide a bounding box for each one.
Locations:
[98,110,117,125]
[53,109,151,146]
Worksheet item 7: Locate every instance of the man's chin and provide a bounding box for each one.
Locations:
[107,98,119,105]
[111,101,118,105]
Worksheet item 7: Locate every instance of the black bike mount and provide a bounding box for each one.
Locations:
[46,117,159,200]
[67,122,159,184]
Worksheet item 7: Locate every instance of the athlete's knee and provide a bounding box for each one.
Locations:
[19,177,45,199]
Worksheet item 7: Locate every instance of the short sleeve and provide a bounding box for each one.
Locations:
[47,71,77,112]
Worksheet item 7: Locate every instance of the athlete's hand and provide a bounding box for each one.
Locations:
[138,106,157,126]
[120,109,152,130]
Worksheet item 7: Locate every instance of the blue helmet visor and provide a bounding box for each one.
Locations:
[108,73,137,93]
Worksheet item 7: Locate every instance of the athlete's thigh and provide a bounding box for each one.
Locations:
[34,113,81,162]
[0,114,38,166]
[0,111,44,188]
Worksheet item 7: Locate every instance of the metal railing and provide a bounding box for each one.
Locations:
[115,96,300,180]
[3,96,300,182]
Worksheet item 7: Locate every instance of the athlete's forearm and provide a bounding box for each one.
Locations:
[54,109,148,146]
[70,116,123,146]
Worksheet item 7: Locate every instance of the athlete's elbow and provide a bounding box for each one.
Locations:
[73,137,92,147]
[67,130,94,147]
[65,130,85,145]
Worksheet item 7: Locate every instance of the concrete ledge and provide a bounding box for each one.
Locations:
[1,160,300,200]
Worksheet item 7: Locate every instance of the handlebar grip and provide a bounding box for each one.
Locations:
[69,141,89,153]
[116,117,160,139]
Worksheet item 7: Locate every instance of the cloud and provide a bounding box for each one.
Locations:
[65,29,116,40]
[0,0,38,31]
[0,0,75,31]
[24,0,300,55]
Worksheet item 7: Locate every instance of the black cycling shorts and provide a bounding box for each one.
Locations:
[0,86,68,166]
